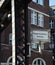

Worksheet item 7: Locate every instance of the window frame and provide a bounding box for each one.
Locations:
[49,35,54,49]
[32,0,44,5]
[31,10,44,27]
[31,43,39,49]
[38,0,44,5]
[31,10,37,25]
[49,20,54,29]
[32,0,37,3]
[38,13,44,27]
[32,58,46,65]
[53,10,55,15]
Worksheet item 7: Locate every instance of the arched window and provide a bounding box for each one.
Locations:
[32,58,46,65]
[49,20,54,29]
[7,56,25,65]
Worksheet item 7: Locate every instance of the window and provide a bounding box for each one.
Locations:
[32,0,44,5]
[31,43,44,50]
[31,43,39,49]
[41,44,44,49]
[50,36,54,49]
[31,11,37,25]
[32,0,37,3]
[9,33,12,45]
[53,10,55,15]
[31,10,44,27]
[50,44,54,49]
[38,0,44,5]
[32,58,46,65]
[38,13,44,27]
[49,20,54,29]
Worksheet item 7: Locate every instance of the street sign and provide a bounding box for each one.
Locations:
[0,0,5,7]
[31,30,50,43]
[31,30,50,53]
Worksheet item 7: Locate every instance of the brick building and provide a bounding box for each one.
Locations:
[0,0,55,65]
[49,5,55,65]
[28,0,53,65]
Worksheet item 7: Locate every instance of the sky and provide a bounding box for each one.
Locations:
[49,0,55,6]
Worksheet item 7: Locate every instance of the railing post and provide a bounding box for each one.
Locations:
[11,0,16,65]
[24,3,29,65]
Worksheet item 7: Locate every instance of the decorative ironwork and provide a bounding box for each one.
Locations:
[0,0,31,65]
[15,1,30,65]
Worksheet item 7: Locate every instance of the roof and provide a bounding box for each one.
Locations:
[50,5,55,9]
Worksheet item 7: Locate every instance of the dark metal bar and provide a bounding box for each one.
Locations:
[15,1,20,65]
[15,0,30,65]
[0,19,1,65]
[24,3,29,65]
[53,32,55,65]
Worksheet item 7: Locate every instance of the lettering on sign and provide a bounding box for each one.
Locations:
[31,30,50,43]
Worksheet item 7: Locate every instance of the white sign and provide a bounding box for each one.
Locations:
[0,0,5,7]
[31,30,50,43]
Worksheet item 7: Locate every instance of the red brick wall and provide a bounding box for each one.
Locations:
[29,51,53,65]
[28,0,50,14]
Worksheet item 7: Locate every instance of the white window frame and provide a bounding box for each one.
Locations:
[50,43,54,49]
[50,36,54,49]
[32,58,46,65]
[38,13,44,27]
[31,42,44,50]
[31,11,37,25]
[41,44,44,49]
[32,0,37,3]
[49,20,54,29]
[31,43,39,49]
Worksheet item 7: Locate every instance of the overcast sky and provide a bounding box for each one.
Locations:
[49,0,55,6]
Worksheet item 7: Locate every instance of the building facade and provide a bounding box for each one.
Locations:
[28,0,53,65]
[0,0,55,65]
[49,5,55,65]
